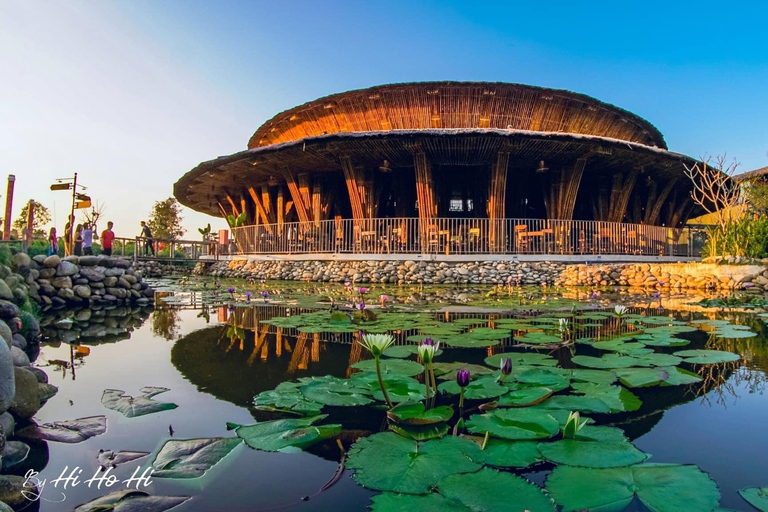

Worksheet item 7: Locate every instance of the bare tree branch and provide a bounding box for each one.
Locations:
[684,154,740,231]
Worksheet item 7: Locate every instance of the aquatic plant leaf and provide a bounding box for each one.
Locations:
[382,345,417,358]
[466,408,559,440]
[74,490,190,512]
[713,327,757,339]
[739,487,768,511]
[442,335,504,348]
[351,358,424,376]
[465,327,511,340]
[633,334,690,347]
[644,325,698,334]
[538,425,648,468]
[673,349,741,364]
[347,432,484,494]
[591,340,653,355]
[387,402,454,425]
[615,366,702,388]
[569,369,618,385]
[433,362,494,380]
[351,372,426,403]
[254,381,324,415]
[102,388,178,418]
[571,354,643,369]
[97,450,150,469]
[300,377,372,406]
[570,382,642,412]
[514,367,571,390]
[16,416,107,443]
[540,394,613,414]
[469,438,541,468]
[498,386,554,407]
[546,464,720,512]
[517,332,562,344]
[369,492,470,512]
[232,415,340,452]
[150,437,242,478]
[389,422,450,441]
[438,467,556,512]
[439,376,509,399]
[484,352,558,368]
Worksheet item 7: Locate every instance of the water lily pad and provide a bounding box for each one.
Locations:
[433,362,494,380]
[254,381,324,415]
[382,345,415,358]
[347,432,484,494]
[16,416,107,443]
[439,376,509,399]
[538,425,648,468]
[644,325,698,334]
[569,369,618,385]
[484,352,558,368]
[438,467,556,512]
[515,367,570,390]
[299,377,372,406]
[518,332,562,344]
[369,492,469,512]
[390,422,451,441]
[466,408,560,440]
[352,358,425,377]
[102,387,178,418]
[231,415,340,452]
[615,366,702,388]
[498,386,554,407]
[442,335,505,348]
[546,464,720,512]
[97,450,150,469]
[714,327,757,339]
[674,349,741,364]
[571,382,642,412]
[351,373,426,403]
[739,487,768,511]
[471,438,541,468]
[634,334,690,347]
[591,340,653,355]
[150,437,242,478]
[388,402,454,425]
[74,490,190,512]
[539,394,613,414]
[571,354,643,369]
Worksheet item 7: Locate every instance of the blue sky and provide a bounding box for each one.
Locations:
[1,0,766,236]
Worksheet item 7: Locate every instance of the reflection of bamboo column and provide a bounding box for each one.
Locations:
[276,327,283,357]
[247,324,271,366]
[311,334,320,363]
[346,342,364,378]
[260,342,269,361]
[287,333,309,374]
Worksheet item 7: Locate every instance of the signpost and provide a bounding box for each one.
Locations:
[49,173,89,254]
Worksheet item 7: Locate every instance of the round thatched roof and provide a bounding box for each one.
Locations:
[247,81,667,150]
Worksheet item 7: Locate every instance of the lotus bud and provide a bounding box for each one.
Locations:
[500,357,512,376]
[614,305,627,318]
[417,340,440,365]
[563,411,588,439]
[359,333,395,358]
[558,318,569,333]
[456,369,471,388]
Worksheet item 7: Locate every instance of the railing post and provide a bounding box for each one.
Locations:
[133,237,138,263]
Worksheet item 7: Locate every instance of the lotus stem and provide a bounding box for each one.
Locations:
[424,368,432,401]
[375,357,394,409]
[430,365,437,393]
[481,430,490,450]
[459,387,465,419]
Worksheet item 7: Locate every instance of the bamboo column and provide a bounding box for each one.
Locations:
[284,170,311,224]
[412,148,436,251]
[545,157,587,220]
[488,148,510,251]
[340,155,367,225]
[606,169,639,223]
[644,178,677,225]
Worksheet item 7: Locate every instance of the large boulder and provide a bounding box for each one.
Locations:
[9,346,29,367]
[9,368,40,419]
[0,281,12,301]
[51,276,73,289]
[0,475,36,508]
[0,301,19,320]
[73,285,91,299]
[43,254,61,268]
[9,253,30,271]
[79,267,105,282]
[56,260,79,276]
[0,341,14,414]
[0,413,14,437]
[78,255,99,266]
[0,320,11,349]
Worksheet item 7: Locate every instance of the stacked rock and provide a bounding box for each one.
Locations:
[31,255,154,308]
[0,300,50,506]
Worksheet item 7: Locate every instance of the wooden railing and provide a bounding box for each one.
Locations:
[111,237,220,262]
[231,218,704,257]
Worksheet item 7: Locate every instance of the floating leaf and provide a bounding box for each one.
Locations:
[102,388,178,418]
[484,352,558,368]
[439,376,508,400]
[97,450,150,469]
[16,416,107,443]
[518,332,562,344]
[540,395,613,414]
[634,334,690,347]
[370,493,469,512]
[254,381,324,415]
[546,464,720,512]
[352,373,426,403]
[466,408,559,440]
[469,438,541,468]
[739,487,768,512]
[352,358,425,376]
[433,362,494,380]
[570,382,642,412]
[644,325,698,334]
[438,467,556,512]
[390,422,450,441]
[515,367,570,390]
[571,354,643,369]
[347,432,484,494]
[569,369,618,385]
[231,415,340,452]
[673,349,741,364]
[382,345,415,358]
[299,377,372,406]
[74,490,190,512]
[388,402,454,425]
[615,366,702,388]
[538,425,648,468]
[591,340,653,355]
[150,437,242,478]
[498,386,554,407]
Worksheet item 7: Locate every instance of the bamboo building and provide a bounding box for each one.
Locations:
[174,82,707,255]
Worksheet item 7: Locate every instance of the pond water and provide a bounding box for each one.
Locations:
[14,281,768,511]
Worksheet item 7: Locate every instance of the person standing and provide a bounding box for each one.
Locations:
[82,223,97,255]
[48,227,59,256]
[101,221,115,256]
[140,221,154,256]
[73,224,84,256]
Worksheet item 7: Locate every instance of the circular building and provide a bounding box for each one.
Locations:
[175,82,703,255]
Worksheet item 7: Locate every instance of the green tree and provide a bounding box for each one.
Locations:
[14,200,52,236]
[147,198,186,240]
[743,181,768,216]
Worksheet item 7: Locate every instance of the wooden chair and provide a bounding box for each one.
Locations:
[467,227,481,252]
[514,224,528,253]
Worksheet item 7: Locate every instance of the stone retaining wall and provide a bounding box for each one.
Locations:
[28,254,154,308]
[205,258,768,291]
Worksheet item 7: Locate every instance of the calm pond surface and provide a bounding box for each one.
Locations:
[16,281,768,511]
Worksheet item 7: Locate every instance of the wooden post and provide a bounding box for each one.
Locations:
[412,148,435,252]
[25,199,34,250]
[340,155,367,225]
[488,148,510,251]
[284,170,311,224]
[644,178,677,225]
[3,175,15,241]
[277,188,285,232]
[607,169,639,223]
[247,187,273,232]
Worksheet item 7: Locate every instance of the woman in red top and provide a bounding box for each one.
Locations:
[101,221,116,256]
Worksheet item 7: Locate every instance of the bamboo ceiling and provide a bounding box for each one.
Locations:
[248,82,667,150]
